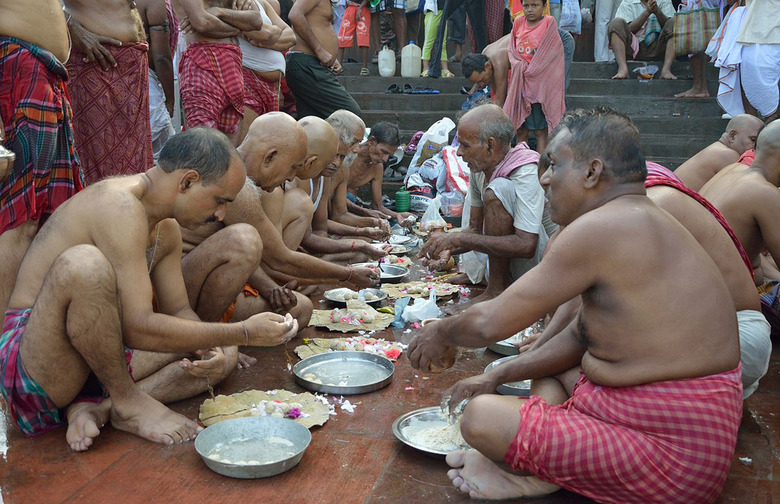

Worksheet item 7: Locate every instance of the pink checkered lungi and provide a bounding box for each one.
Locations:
[179,41,244,133]
[242,67,279,116]
[506,367,743,504]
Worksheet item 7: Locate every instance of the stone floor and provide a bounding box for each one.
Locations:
[0,260,778,504]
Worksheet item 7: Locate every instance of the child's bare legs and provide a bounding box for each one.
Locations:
[534,129,548,154]
[422,59,430,72]
[360,46,369,69]
[516,128,530,144]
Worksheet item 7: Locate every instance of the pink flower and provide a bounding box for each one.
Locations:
[384,348,402,360]
[287,408,302,419]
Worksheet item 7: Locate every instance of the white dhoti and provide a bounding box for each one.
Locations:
[706,6,747,117]
[740,43,780,117]
[737,309,772,399]
[149,69,176,162]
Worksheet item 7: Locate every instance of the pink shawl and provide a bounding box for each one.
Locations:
[503,16,566,133]
[489,142,541,183]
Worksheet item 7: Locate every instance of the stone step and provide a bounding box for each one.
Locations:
[640,133,711,159]
[339,75,467,94]
[567,77,720,96]
[567,94,723,117]
[568,61,721,80]
[350,92,465,112]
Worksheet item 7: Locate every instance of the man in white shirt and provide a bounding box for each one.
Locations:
[608,0,675,80]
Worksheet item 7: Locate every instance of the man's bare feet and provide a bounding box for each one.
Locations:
[237,352,257,369]
[65,400,111,452]
[447,272,475,286]
[469,289,500,305]
[110,390,202,445]
[659,71,677,80]
[446,450,560,500]
[611,68,630,80]
[674,87,710,98]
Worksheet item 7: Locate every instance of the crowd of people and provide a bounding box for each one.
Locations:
[0,0,778,502]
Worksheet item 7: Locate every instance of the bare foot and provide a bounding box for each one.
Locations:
[297,285,318,296]
[659,71,677,80]
[447,273,476,286]
[611,68,630,80]
[110,390,202,445]
[674,87,710,98]
[65,400,111,452]
[236,352,257,369]
[469,290,501,305]
[446,450,561,499]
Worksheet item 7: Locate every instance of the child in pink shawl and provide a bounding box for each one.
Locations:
[502,0,566,155]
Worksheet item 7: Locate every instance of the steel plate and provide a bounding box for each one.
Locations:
[323,287,387,306]
[392,407,471,458]
[352,262,409,283]
[293,351,394,395]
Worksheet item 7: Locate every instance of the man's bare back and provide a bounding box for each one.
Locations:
[65,0,145,43]
[674,142,740,191]
[0,0,70,62]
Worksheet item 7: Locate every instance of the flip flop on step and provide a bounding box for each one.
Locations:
[402,83,414,94]
[385,83,402,94]
[360,67,370,76]
[410,87,440,94]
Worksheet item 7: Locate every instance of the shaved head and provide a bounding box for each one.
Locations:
[726,114,763,133]
[237,112,307,191]
[723,114,763,155]
[298,116,339,180]
[755,119,780,157]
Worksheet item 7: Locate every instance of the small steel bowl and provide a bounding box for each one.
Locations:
[352,262,409,283]
[195,416,311,479]
[484,356,531,396]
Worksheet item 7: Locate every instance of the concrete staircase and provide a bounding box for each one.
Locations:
[339,59,727,169]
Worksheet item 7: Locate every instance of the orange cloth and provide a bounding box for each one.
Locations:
[514,17,548,64]
[503,16,566,133]
[220,284,260,323]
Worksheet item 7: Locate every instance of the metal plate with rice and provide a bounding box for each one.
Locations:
[484,356,531,396]
[323,287,387,306]
[195,416,311,479]
[294,351,394,395]
[392,407,471,458]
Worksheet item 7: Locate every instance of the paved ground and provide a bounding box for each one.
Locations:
[0,256,778,504]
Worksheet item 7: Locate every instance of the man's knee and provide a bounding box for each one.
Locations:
[53,245,117,291]
[460,395,494,443]
[607,17,628,40]
[221,223,263,267]
[292,293,313,326]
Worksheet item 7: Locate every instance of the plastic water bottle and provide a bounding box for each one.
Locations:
[378,45,396,77]
[401,41,421,78]
[395,188,410,212]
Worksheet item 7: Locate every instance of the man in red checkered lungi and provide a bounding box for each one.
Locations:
[174,0,264,145]
[409,107,743,504]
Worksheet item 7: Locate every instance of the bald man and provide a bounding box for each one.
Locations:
[674,114,764,191]
[182,113,379,316]
[701,119,780,337]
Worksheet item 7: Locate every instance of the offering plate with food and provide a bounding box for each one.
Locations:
[382,280,460,300]
[309,299,394,332]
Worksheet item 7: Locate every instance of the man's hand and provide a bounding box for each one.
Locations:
[375,218,392,237]
[179,347,227,381]
[243,312,298,346]
[360,242,389,260]
[236,352,257,369]
[397,212,416,228]
[421,249,452,272]
[234,0,258,10]
[69,18,121,71]
[179,17,194,35]
[442,373,497,414]
[347,266,381,287]
[268,281,299,313]
[408,320,450,371]
[330,58,343,75]
[647,0,660,14]
[514,332,540,354]
[419,232,455,263]
[317,48,336,69]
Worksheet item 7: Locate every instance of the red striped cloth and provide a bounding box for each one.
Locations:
[503,16,566,132]
[67,42,153,185]
[0,37,83,234]
[645,161,754,280]
[506,367,743,504]
[179,41,244,133]
[243,67,279,116]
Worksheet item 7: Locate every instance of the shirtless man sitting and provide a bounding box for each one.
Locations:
[674,114,764,191]
[325,110,393,244]
[408,108,742,503]
[420,105,548,303]
[0,128,298,452]
[184,113,379,303]
[347,121,415,226]
[701,119,780,337]
[283,117,390,264]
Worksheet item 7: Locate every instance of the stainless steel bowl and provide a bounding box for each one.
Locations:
[352,262,409,283]
[483,356,531,396]
[294,351,394,395]
[194,416,311,479]
[392,407,471,458]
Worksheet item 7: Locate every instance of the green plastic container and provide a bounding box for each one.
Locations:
[395,188,410,212]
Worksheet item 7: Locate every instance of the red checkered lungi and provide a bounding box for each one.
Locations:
[67,42,153,185]
[180,41,244,133]
[506,367,743,504]
[242,67,279,116]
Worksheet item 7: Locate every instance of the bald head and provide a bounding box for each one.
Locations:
[237,112,307,191]
[327,109,366,148]
[298,116,339,180]
[722,114,763,155]
[460,104,515,149]
[755,119,780,158]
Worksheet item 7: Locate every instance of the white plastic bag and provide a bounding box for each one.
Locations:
[559,0,582,34]
[420,194,447,231]
[405,117,456,179]
[406,172,434,212]
[402,290,442,323]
